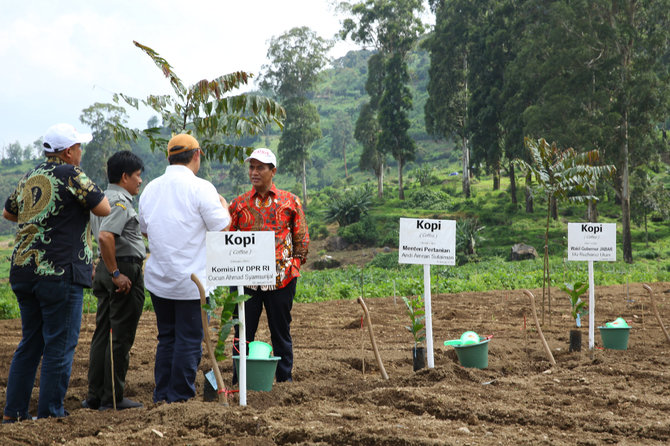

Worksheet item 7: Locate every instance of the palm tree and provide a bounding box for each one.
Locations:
[515,137,615,324]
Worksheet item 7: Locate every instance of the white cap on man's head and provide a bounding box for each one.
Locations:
[43,123,92,152]
[244,148,277,167]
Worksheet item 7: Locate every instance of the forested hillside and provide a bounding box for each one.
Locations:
[2,0,670,268]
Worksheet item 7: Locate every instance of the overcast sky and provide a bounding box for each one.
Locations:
[0,0,364,148]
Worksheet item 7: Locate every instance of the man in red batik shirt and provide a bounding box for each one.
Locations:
[229,148,309,382]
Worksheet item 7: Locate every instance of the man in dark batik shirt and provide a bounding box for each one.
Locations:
[2,123,110,422]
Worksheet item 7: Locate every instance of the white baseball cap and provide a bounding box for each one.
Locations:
[244,148,277,167]
[43,123,93,152]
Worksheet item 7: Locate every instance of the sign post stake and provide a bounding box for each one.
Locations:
[237,286,247,406]
[423,264,434,368]
[588,260,595,349]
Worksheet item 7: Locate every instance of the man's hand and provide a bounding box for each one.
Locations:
[3,209,18,222]
[219,195,231,231]
[112,273,132,295]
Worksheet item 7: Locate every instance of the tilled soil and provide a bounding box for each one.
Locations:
[1,282,670,445]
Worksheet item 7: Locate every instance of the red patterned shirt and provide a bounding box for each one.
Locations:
[229,184,309,290]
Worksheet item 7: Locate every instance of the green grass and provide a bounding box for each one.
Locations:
[294,257,669,303]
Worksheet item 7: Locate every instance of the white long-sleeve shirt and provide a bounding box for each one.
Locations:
[139,165,230,300]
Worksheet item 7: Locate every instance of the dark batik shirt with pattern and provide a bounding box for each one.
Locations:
[229,184,309,290]
[4,157,105,287]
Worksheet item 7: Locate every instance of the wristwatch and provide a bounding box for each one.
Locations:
[111,269,120,279]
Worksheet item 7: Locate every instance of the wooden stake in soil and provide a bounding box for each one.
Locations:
[357,297,389,380]
[360,316,365,376]
[523,290,556,366]
[643,284,670,345]
[109,329,116,410]
[191,274,229,406]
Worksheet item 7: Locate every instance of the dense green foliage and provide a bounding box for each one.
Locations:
[296,258,669,304]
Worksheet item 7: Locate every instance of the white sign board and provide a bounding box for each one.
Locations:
[398,218,456,266]
[567,223,617,262]
[206,231,276,287]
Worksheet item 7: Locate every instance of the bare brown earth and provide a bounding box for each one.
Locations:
[2,262,670,444]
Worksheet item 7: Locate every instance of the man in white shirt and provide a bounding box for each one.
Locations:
[139,134,231,403]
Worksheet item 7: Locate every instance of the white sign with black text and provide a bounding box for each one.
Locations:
[206,231,276,287]
[398,218,456,266]
[567,223,617,262]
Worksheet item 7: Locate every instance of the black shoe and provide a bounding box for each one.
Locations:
[99,398,143,411]
[81,398,100,410]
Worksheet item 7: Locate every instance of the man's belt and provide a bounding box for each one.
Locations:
[115,256,144,265]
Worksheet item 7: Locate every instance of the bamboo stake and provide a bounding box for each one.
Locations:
[360,316,365,376]
[191,274,229,406]
[643,284,670,345]
[357,297,389,380]
[523,290,556,366]
[109,329,116,410]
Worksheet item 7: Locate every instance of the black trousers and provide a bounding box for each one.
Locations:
[233,278,297,382]
[87,260,144,405]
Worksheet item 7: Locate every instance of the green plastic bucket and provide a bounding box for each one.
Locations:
[454,339,489,369]
[248,341,272,359]
[233,356,281,391]
[598,326,630,350]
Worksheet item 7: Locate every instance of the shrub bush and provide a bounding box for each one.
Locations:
[368,252,407,270]
[411,166,439,187]
[0,285,19,319]
[338,217,377,246]
[324,187,373,227]
[309,222,330,240]
[404,189,451,210]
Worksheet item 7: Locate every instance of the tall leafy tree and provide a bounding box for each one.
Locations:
[112,41,285,163]
[341,0,425,199]
[330,110,355,178]
[3,141,23,166]
[79,102,131,188]
[467,0,514,192]
[425,0,476,198]
[355,53,386,198]
[277,97,322,204]
[259,27,333,206]
[499,0,541,210]
[378,52,416,199]
[631,168,670,247]
[588,0,670,263]
[356,102,385,198]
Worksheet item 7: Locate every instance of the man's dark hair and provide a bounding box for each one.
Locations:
[168,148,198,165]
[107,150,144,184]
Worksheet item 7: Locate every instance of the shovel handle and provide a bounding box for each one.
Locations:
[644,284,670,345]
[523,290,556,366]
[191,274,229,405]
[357,297,389,380]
